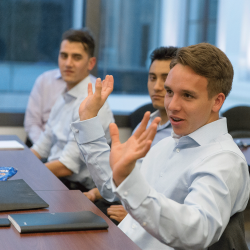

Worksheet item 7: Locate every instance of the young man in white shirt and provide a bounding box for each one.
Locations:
[83,46,177,224]
[31,29,114,191]
[71,43,249,249]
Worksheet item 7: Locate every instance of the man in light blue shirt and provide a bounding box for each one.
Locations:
[71,43,250,249]
[31,29,114,191]
[83,47,177,222]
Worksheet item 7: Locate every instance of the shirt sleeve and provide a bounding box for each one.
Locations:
[71,116,117,201]
[112,151,250,249]
[32,119,53,159]
[24,74,44,143]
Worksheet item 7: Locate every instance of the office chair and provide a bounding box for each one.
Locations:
[222,106,250,138]
[129,103,156,131]
[208,211,248,250]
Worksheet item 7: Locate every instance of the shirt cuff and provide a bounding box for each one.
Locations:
[71,116,105,144]
[32,144,49,159]
[111,165,151,209]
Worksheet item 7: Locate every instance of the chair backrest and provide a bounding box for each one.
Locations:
[208,211,248,250]
[222,106,250,138]
[129,103,156,131]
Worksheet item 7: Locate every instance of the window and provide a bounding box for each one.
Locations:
[97,0,161,95]
[185,0,218,46]
[0,0,77,111]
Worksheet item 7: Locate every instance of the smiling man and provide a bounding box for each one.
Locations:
[83,47,177,224]
[71,43,250,249]
[31,29,114,191]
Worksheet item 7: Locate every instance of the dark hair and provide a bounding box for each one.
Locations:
[170,43,234,99]
[62,28,95,57]
[150,46,178,65]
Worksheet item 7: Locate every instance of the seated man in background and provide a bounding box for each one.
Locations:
[83,46,178,224]
[72,43,249,249]
[31,28,114,192]
[24,32,96,146]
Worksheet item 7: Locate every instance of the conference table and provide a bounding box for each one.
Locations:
[0,135,141,250]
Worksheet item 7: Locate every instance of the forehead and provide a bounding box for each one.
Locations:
[149,60,171,74]
[59,40,86,55]
[165,64,208,92]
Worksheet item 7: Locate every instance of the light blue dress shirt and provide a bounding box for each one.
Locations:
[71,117,250,250]
[32,75,114,189]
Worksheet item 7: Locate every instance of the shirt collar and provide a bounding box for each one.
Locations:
[65,75,91,99]
[182,118,228,146]
[150,110,171,129]
[55,69,62,79]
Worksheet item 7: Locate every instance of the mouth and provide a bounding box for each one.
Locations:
[170,116,184,124]
[64,70,74,74]
[152,95,164,99]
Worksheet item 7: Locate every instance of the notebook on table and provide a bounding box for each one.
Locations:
[0,140,24,150]
[8,211,109,233]
[0,179,49,211]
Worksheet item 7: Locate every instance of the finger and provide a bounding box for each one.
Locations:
[109,123,120,146]
[87,82,93,96]
[133,111,151,139]
[95,78,102,98]
[137,119,160,144]
[109,215,120,221]
[109,205,124,209]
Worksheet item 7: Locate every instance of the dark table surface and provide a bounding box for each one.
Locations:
[0,135,141,250]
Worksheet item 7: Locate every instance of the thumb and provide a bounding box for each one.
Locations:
[109,123,120,145]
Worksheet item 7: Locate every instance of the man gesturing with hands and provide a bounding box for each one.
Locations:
[71,44,250,250]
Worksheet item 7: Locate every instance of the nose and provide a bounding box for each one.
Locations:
[154,79,164,91]
[165,94,181,112]
[65,56,73,67]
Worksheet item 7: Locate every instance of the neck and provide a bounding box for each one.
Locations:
[158,109,169,125]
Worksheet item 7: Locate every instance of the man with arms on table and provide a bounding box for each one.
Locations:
[83,46,178,223]
[31,29,114,191]
[71,43,249,249]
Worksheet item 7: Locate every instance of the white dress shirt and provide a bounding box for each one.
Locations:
[24,68,96,143]
[71,116,250,249]
[32,75,114,189]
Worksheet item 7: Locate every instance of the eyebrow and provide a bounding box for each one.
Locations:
[59,52,82,57]
[164,85,198,96]
[148,73,169,76]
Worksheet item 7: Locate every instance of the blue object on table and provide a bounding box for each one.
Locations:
[0,167,17,181]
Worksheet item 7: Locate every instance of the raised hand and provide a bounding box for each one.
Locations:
[109,112,161,186]
[79,75,114,121]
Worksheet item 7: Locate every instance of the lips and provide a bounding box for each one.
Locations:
[170,115,184,124]
[152,95,164,99]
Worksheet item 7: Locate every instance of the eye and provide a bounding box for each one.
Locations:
[165,88,173,96]
[73,55,82,61]
[184,93,193,99]
[60,53,67,59]
[149,75,156,81]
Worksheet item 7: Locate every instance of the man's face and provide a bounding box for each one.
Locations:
[164,64,219,136]
[58,40,95,87]
[147,60,171,110]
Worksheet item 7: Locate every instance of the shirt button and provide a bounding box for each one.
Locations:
[176,148,180,153]
[160,173,163,177]
[124,191,128,196]
[132,224,136,229]
[142,222,147,227]
[75,129,79,133]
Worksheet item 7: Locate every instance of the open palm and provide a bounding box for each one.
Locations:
[109,112,161,186]
[79,75,114,121]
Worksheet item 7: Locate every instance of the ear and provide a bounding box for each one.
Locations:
[88,57,96,71]
[211,93,225,113]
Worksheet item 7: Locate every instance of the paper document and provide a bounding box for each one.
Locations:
[0,140,24,150]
